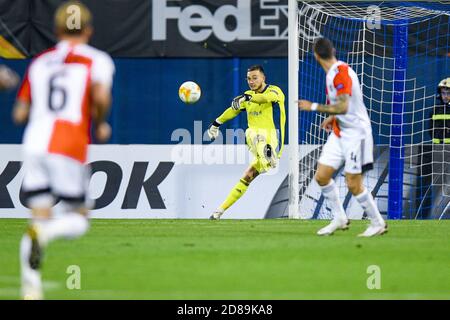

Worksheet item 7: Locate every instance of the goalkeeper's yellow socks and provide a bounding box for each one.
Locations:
[220,178,250,211]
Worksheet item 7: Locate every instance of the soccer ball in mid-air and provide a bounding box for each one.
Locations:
[179,81,201,104]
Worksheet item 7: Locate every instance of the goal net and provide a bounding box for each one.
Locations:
[283,1,450,220]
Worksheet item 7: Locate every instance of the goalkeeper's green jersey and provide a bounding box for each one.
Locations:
[216,84,286,157]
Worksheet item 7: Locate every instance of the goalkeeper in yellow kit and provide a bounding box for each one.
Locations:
[207,65,286,220]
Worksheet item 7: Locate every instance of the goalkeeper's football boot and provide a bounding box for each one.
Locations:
[317,217,350,236]
[358,222,388,237]
[209,209,224,220]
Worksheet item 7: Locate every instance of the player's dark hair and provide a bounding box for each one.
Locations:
[247,65,265,75]
[313,37,336,60]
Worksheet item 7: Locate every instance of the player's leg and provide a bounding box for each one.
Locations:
[344,137,387,237]
[38,154,90,243]
[345,173,386,237]
[22,204,88,301]
[36,203,89,244]
[20,207,50,300]
[315,163,350,235]
[255,140,278,171]
[20,155,53,300]
[252,128,279,171]
[210,128,274,220]
[315,134,349,235]
[210,165,259,220]
[20,155,90,299]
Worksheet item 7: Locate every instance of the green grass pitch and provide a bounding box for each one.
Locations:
[0,219,449,299]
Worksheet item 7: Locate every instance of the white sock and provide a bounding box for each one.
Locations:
[320,179,347,221]
[20,234,34,271]
[355,188,385,225]
[39,213,89,246]
[20,234,42,298]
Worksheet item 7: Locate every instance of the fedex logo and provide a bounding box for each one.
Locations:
[152,0,288,42]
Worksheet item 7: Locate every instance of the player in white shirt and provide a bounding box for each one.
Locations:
[13,1,115,299]
[298,37,387,237]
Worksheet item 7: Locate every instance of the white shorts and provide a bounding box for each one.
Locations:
[21,153,90,208]
[318,133,374,174]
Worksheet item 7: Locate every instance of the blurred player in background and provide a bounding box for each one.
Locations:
[298,37,386,237]
[13,1,114,299]
[207,65,286,220]
[0,65,19,90]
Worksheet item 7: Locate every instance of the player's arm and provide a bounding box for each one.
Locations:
[249,89,279,105]
[229,87,280,111]
[91,83,111,123]
[208,96,243,140]
[278,100,286,158]
[91,54,115,142]
[298,94,349,115]
[217,106,242,123]
[321,115,336,132]
[272,88,286,158]
[91,83,112,142]
[12,100,30,125]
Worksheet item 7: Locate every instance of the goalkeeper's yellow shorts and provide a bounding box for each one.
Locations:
[245,128,278,173]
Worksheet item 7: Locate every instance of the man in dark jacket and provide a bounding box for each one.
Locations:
[432,77,450,144]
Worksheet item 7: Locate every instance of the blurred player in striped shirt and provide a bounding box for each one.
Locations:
[13,1,114,299]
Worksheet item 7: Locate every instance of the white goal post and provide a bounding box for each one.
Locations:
[288,0,300,219]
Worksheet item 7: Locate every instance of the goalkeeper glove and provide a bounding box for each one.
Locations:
[231,93,252,110]
[207,120,221,141]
